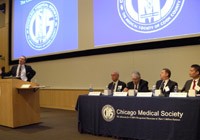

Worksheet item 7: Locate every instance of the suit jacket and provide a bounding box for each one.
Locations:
[126,79,149,92]
[2,65,36,82]
[108,80,126,92]
[156,80,178,97]
[181,79,200,94]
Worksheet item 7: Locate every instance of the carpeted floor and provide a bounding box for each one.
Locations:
[0,108,114,140]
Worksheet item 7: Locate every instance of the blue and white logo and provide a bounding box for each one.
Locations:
[117,0,185,33]
[25,1,59,50]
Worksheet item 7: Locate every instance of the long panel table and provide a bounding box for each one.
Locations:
[76,95,200,140]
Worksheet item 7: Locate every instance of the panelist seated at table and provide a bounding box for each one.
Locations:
[108,71,126,92]
[1,56,36,82]
[155,68,178,97]
[124,71,149,92]
[181,64,200,94]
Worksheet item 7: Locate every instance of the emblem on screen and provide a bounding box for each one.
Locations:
[117,0,185,33]
[102,105,116,122]
[25,1,59,50]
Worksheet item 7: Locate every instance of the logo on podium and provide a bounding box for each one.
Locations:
[117,0,185,33]
[25,1,59,50]
[102,105,116,122]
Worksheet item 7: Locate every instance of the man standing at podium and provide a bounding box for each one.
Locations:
[1,56,36,81]
[181,64,200,94]
[108,71,126,92]
[155,68,178,97]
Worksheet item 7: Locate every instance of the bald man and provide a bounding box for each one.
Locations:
[108,72,126,93]
[124,71,149,92]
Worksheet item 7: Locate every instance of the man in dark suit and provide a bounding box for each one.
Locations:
[181,64,200,94]
[124,71,149,92]
[1,56,36,82]
[155,68,178,97]
[108,71,126,92]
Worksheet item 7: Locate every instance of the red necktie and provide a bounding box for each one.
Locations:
[192,80,196,90]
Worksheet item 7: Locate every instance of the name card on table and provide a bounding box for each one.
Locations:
[88,92,101,96]
[113,92,128,97]
[188,90,196,97]
[20,84,31,88]
[137,92,152,97]
[169,92,187,98]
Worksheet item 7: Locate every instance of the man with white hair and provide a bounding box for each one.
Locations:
[108,71,126,93]
[124,71,149,92]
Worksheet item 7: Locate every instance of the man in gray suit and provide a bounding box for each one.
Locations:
[181,64,200,94]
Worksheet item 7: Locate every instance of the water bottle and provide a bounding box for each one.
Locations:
[174,85,178,92]
[105,86,109,90]
[134,89,138,95]
[89,84,93,92]
[152,85,156,95]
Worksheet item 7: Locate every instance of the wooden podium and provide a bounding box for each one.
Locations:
[0,79,40,128]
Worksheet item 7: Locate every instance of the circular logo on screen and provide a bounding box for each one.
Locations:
[102,105,115,122]
[25,1,59,50]
[117,0,185,33]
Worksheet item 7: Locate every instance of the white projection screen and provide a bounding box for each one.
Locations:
[10,0,200,64]
[11,0,78,61]
[94,0,200,47]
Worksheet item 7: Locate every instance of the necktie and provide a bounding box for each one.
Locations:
[160,81,165,92]
[111,83,115,93]
[18,65,22,77]
[134,84,138,90]
[192,80,196,90]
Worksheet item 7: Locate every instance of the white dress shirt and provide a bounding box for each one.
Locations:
[16,64,28,81]
[134,83,139,90]
[163,79,170,92]
[163,79,169,87]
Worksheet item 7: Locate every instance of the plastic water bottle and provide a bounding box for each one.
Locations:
[105,86,109,90]
[134,89,138,95]
[174,85,178,92]
[89,84,93,92]
[152,85,156,95]
[103,86,109,96]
